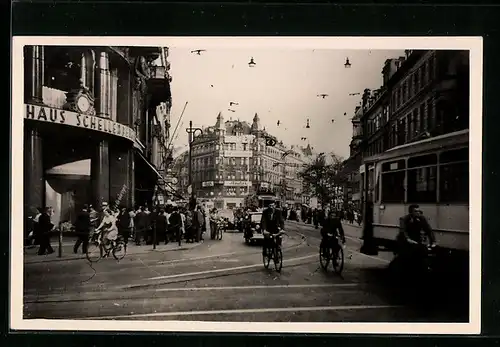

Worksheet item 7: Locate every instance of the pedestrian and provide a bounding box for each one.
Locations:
[37,207,55,255]
[134,206,147,245]
[155,208,168,245]
[73,204,91,254]
[117,207,133,245]
[168,206,183,245]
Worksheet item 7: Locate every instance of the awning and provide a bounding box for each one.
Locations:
[135,150,162,181]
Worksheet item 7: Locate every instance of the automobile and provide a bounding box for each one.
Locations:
[243,212,264,244]
[218,209,236,230]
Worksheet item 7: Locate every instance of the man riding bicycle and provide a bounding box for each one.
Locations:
[320,209,346,253]
[261,203,284,256]
[398,204,436,254]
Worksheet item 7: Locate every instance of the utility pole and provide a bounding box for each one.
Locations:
[186,120,203,210]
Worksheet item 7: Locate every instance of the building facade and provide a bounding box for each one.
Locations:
[177,112,307,209]
[342,49,469,219]
[23,45,172,232]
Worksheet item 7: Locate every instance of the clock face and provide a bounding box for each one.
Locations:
[172,177,179,184]
[77,95,90,113]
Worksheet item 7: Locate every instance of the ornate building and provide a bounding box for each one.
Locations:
[23,45,172,234]
[173,112,307,209]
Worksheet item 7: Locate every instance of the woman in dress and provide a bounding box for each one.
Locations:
[95,208,119,247]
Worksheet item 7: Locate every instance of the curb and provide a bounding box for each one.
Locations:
[24,242,203,265]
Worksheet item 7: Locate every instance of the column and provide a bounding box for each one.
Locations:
[24,45,44,104]
[95,51,110,118]
[91,140,110,207]
[80,50,95,94]
[24,127,44,236]
[109,144,133,208]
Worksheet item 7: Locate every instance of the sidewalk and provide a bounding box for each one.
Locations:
[24,238,203,265]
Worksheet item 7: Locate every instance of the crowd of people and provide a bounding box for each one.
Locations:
[28,201,214,256]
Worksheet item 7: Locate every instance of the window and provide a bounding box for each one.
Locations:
[407,166,437,203]
[381,171,405,203]
[381,160,406,203]
[429,55,435,80]
[439,148,469,203]
[409,113,414,139]
[414,71,419,92]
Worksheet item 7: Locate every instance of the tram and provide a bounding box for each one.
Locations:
[360,129,469,255]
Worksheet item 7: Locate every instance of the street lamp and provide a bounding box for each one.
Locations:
[186,120,203,210]
[248,57,256,67]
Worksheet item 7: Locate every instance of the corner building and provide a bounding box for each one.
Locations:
[190,112,307,209]
[23,45,172,229]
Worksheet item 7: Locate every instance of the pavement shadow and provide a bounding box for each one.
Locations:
[356,256,470,322]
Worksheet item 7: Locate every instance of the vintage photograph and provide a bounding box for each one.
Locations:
[11,37,481,334]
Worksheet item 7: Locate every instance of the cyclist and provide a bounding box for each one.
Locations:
[95,208,119,249]
[261,203,284,257]
[397,204,437,265]
[320,209,346,256]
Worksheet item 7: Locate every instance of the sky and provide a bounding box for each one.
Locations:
[164,47,404,159]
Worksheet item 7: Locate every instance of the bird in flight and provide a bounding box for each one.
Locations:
[277,120,281,126]
[331,119,335,123]
[317,94,328,99]
[349,92,360,96]
[344,112,347,116]
[228,109,236,112]
[210,85,214,88]
[191,49,206,55]
[229,101,239,106]
[301,137,307,141]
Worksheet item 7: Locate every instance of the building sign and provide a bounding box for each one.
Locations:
[25,104,136,142]
[224,180,251,187]
[202,181,214,187]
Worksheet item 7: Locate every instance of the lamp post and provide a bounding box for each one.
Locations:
[186,120,203,210]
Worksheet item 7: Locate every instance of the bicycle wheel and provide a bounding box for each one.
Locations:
[86,239,102,263]
[274,247,283,272]
[263,247,271,269]
[112,241,127,261]
[332,245,344,274]
[319,242,331,271]
[217,226,223,240]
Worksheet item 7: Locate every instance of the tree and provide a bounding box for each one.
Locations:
[299,152,348,207]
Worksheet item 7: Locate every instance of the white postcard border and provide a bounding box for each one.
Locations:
[11,36,483,334]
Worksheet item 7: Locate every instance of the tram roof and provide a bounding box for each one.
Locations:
[363,129,469,164]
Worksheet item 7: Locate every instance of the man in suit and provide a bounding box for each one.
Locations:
[261,203,284,257]
[73,204,91,254]
[37,207,55,255]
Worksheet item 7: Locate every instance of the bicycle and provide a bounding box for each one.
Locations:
[319,231,344,274]
[262,230,284,272]
[86,229,127,262]
[216,219,225,240]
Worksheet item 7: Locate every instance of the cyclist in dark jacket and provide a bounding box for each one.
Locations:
[321,210,346,245]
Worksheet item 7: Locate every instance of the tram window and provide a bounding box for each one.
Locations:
[381,171,405,203]
[440,162,469,203]
[408,154,437,168]
[440,148,468,164]
[407,166,437,203]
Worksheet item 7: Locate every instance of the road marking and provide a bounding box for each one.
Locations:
[156,283,358,292]
[85,304,402,320]
[147,254,317,280]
